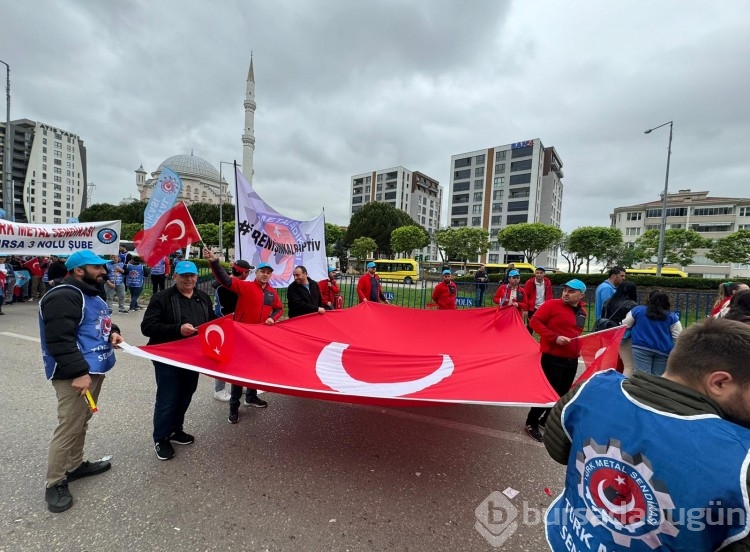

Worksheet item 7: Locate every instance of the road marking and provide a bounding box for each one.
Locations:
[350,403,543,446]
[0,332,40,343]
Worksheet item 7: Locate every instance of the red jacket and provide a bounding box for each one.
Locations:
[529,298,586,359]
[431,280,457,310]
[227,277,284,324]
[523,276,553,312]
[492,284,528,312]
[318,277,340,306]
[357,274,386,303]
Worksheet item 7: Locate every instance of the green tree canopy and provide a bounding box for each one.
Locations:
[496,223,563,264]
[120,222,143,241]
[345,202,419,256]
[635,228,709,267]
[196,223,220,247]
[434,227,490,264]
[391,226,430,258]
[325,222,346,257]
[707,229,750,265]
[350,236,377,269]
[558,234,585,273]
[567,226,623,273]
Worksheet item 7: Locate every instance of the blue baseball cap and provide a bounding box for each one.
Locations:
[442,269,452,275]
[256,262,274,272]
[327,266,336,272]
[508,269,520,277]
[65,251,110,270]
[367,262,376,269]
[174,260,198,275]
[562,279,586,292]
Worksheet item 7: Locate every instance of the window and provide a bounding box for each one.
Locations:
[511,145,533,158]
[454,157,472,168]
[740,207,750,217]
[494,163,505,173]
[451,218,468,227]
[506,214,528,224]
[384,192,396,200]
[509,188,530,199]
[509,173,531,185]
[475,154,485,164]
[454,169,471,179]
[646,207,688,218]
[474,167,484,177]
[495,151,506,161]
[352,196,363,204]
[353,187,362,195]
[692,207,734,216]
[491,216,502,225]
[492,203,503,213]
[625,227,641,236]
[689,223,734,233]
[474,179,484,190]
[377,174,383,182]
[493,177,505,188]
[493,190,504,200]
[473,192,483,202]
[507,200,529,212]
[453,194,469,204]
[626,212,642,221]
[472,217,481,226]
[453,181,470,192]
[510,159,532,172]
[472,205,482,214]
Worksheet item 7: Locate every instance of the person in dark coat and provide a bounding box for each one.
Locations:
[287,265,325,318]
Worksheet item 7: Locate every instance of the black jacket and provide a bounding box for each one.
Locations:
[141,285,215,345]
[287,278,323,318]
[40,276,121,380]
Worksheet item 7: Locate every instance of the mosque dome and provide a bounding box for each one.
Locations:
[156,154,221,182]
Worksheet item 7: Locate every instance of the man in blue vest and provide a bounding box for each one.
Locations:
[544,317,750,551]
[40,250,124,513]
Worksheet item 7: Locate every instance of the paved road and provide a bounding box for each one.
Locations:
[0,299,565,552]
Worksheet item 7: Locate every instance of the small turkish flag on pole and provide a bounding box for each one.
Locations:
[200,315,235,363]
[572,326,627,386]
[133,201,202,266]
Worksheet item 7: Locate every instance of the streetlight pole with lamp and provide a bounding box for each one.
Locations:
[218,161,239,261]
[0,59,11,221]
[644,120,673,277]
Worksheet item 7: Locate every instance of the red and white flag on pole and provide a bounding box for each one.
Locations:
[572,326,627,387]
[133,201,201,266]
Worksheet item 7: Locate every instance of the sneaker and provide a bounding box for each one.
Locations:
[45,480,73,513]
[118,309,129,314]
[154,439,175,461]
[65,460,112,482]
[213,388,231,402]
[169,430,194,445]
[525,425,544,442]
[244,395,268,408]
[228,406,239,424]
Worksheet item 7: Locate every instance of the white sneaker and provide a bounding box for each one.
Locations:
[213,389,231,402]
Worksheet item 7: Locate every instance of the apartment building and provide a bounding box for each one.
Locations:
[349,167,442,261]
[0,119,87,223]
[610,189,750,278]
[447,139,563,268]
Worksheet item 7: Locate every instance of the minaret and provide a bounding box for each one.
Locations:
[135,164,147,200]
[242,55,256,185]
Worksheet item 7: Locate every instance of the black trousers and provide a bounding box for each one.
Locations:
[525,353,578,428]
[230,385,258,407]
[153,361,199,441]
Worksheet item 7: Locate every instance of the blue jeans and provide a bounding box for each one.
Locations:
[129,285,143,310]
[152,361,199,442]
[631,347,669,376]
[475,285,486,307]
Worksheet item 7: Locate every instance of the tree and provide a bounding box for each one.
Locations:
[496,223,563,264]
[78,203,121,223]
[707,229,750,265]
[120,223,143,241]
[434,227,490,265]
[567,227,623,273]
[558,234,585,273]
[345,202,419,256]
[350,236,377,270]
[635,228,709,267]
[391,226,430,258]
[598,242,649,270]
[196,223,220,247]
[325,222,346,257]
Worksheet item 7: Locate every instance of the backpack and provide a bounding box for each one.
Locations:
[594,299,630,332]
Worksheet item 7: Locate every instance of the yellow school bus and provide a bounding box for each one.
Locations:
[625,267,688,278]
[484,262,536,277]
[370,259,419,284]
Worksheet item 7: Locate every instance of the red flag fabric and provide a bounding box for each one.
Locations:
[572,326,627,387]
[123,303,560,407]
[199,314,235,363]
[133,201,201,266]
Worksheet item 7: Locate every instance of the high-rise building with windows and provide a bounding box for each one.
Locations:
[350,167,442,261]
[0,119,87,223]
[610,189,750,278]
[447,139,563,268]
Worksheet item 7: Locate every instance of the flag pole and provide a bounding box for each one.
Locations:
[234,160,241,259]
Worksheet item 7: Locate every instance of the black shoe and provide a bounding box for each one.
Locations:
[65,460,112,482]
[169,430,194,445]
[228,406,239,424]
[244,396,268,408]
[118,309,129,313]
[45,481,73,513]
[538,421,547,431]
[525,425,544,442]
[154,439,175,461]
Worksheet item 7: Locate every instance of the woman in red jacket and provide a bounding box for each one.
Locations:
[319,267,341,310]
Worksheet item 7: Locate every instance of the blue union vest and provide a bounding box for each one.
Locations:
[546,370,750,551]
[39,284,116,379]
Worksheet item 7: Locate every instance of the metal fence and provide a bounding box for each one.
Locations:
[195,273,716,331]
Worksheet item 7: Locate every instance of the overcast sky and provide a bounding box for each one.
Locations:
[2,0,748,232]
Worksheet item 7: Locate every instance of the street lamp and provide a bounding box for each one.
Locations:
[644,120,673,277]
[0,59,10,221]
[218,161,238,260]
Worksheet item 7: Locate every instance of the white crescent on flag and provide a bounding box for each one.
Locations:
[204,324,225,354]
[165,219,186,240]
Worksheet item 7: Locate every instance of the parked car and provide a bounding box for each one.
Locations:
[453,270,466,277]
